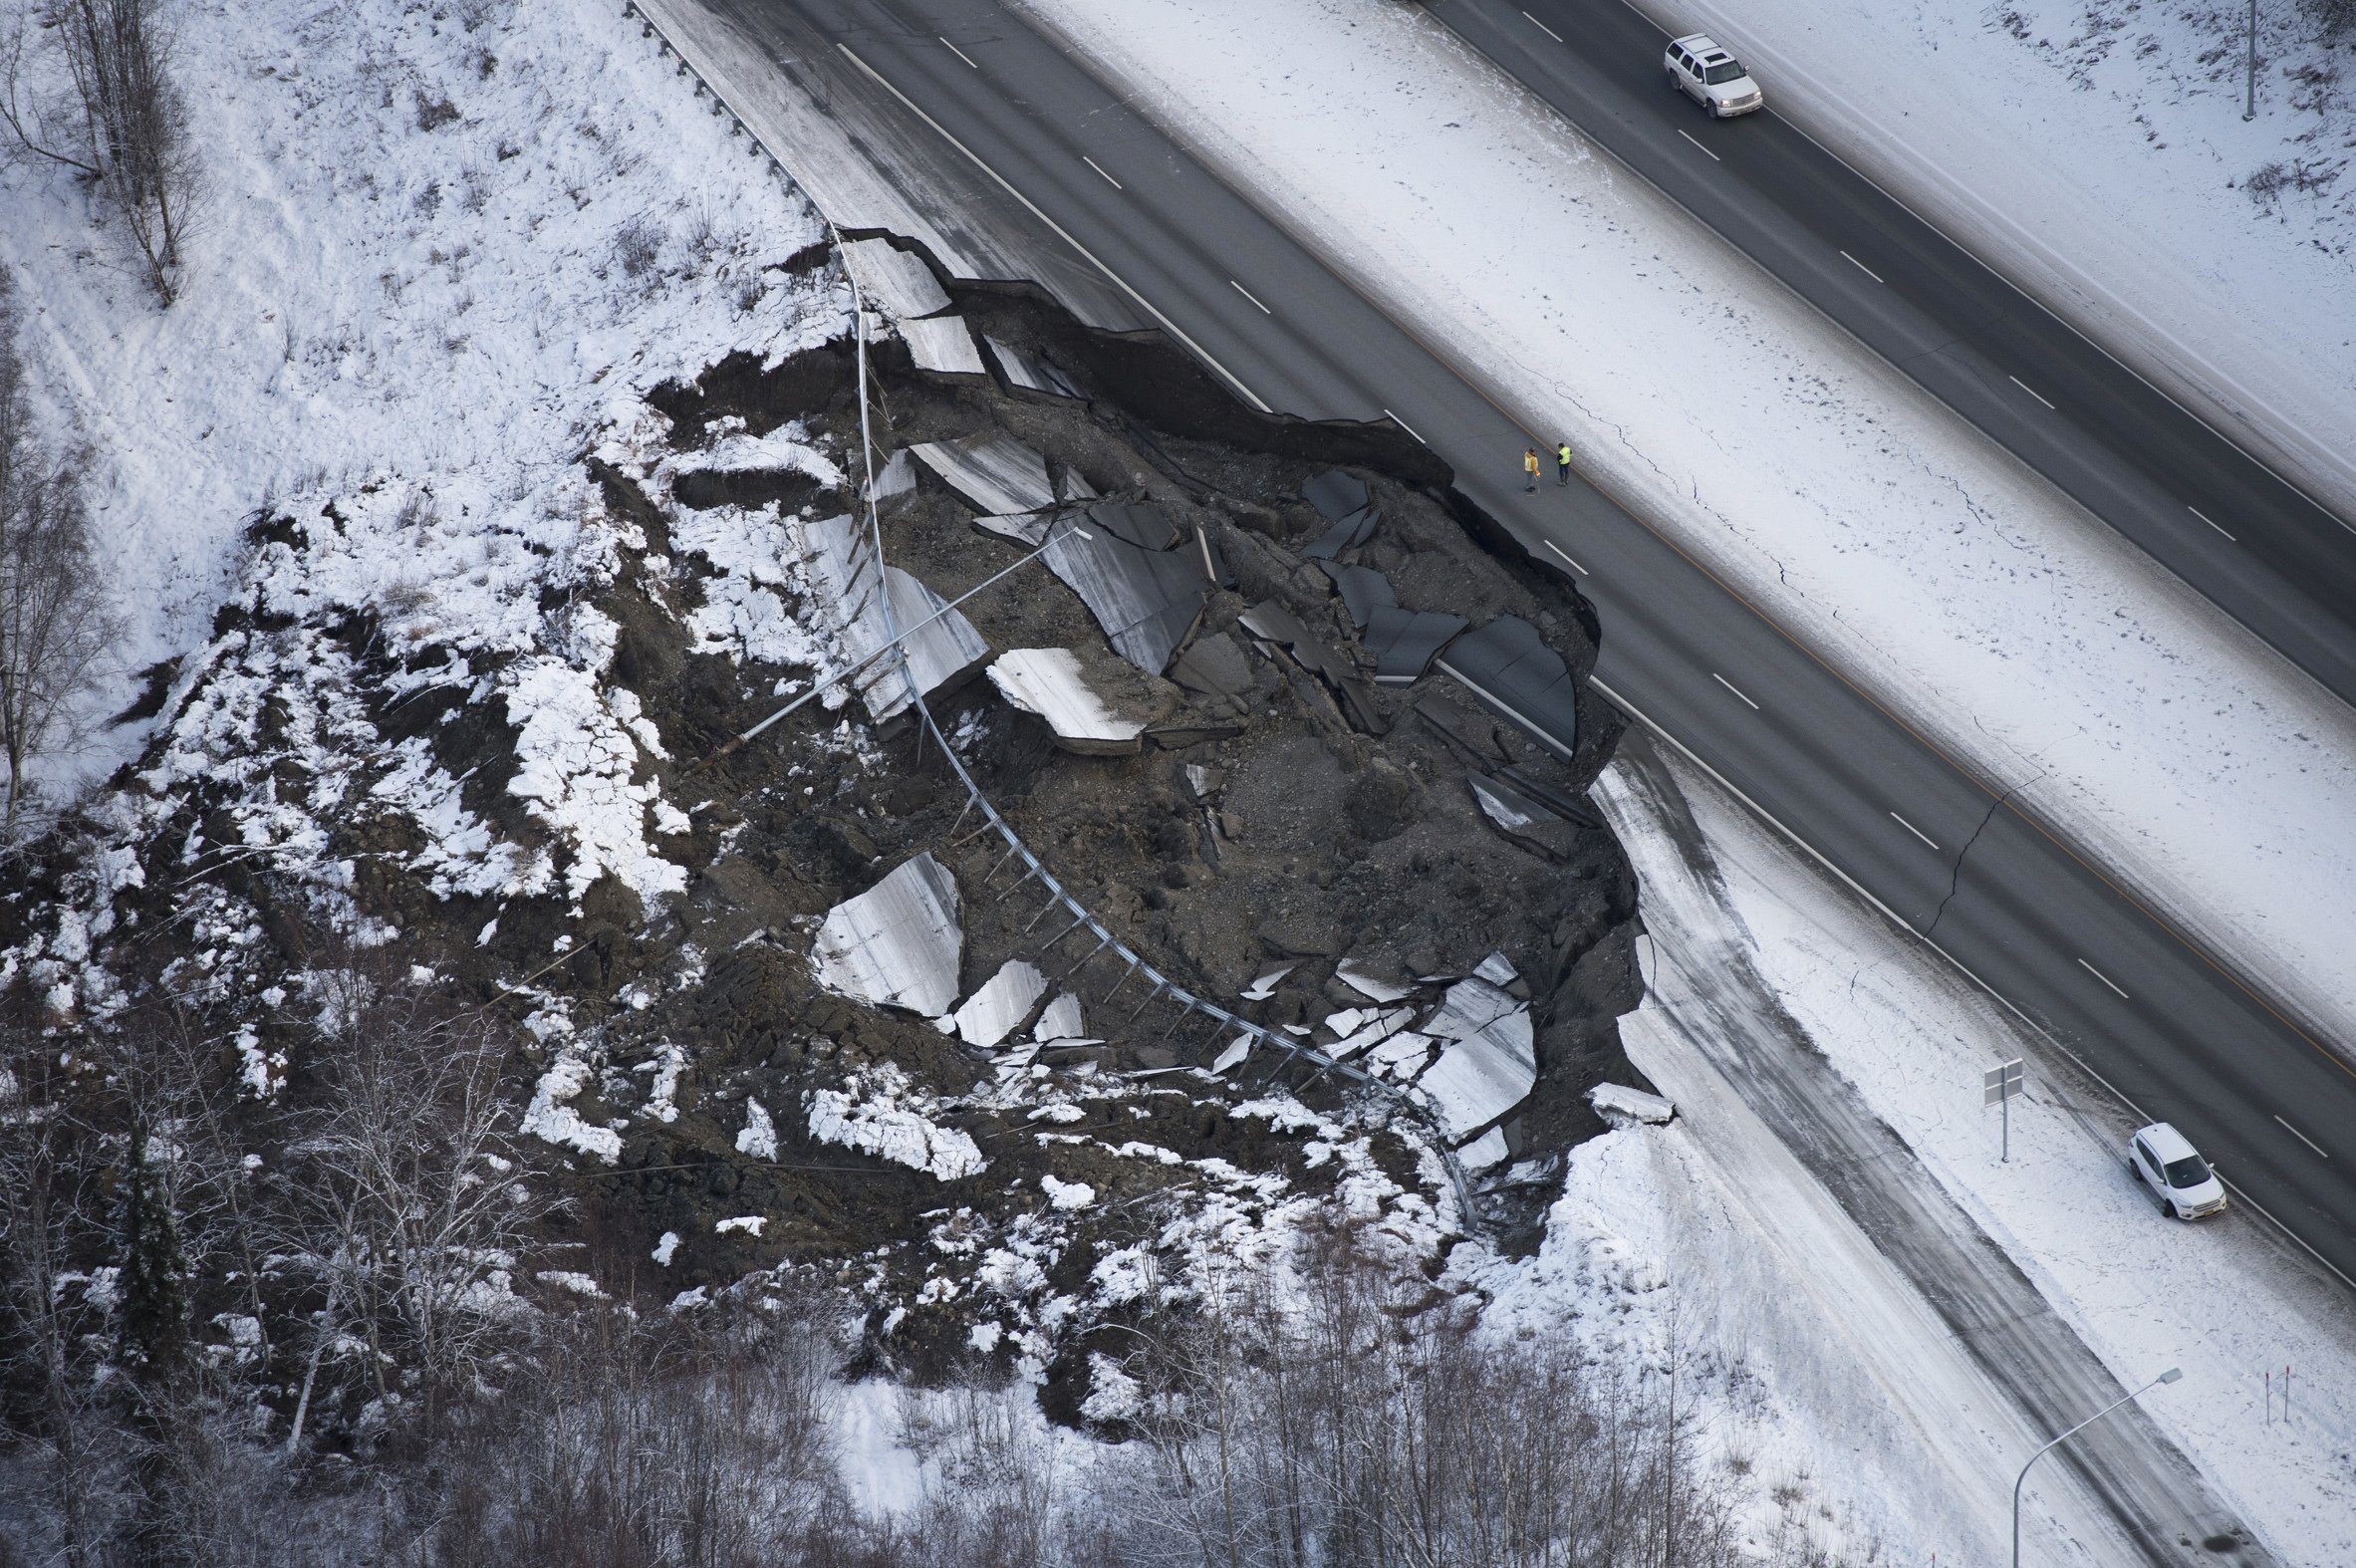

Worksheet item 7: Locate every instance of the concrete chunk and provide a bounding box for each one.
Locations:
[803,515,988,722]
[811,854,963,1018]
[1437,616,1580,761]
[912,432,1057,518]
[1590,1083,1676,1127]
[841,237,951,319]
[901,314,987,377]
[986,649,1149,754]
[950,958,1048,1050]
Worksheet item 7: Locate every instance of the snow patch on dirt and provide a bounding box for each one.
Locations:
[807,1064,987,1181]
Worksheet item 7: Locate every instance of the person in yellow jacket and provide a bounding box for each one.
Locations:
[1522,447,1541,492]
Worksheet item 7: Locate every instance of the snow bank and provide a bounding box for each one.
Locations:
[1593,745,2356,1566]
[522,1050,622,1165]
[807,1064,986,1180]
[735,1097,779,1160]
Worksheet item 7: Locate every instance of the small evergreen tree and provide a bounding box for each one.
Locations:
[117,1128,189,1375]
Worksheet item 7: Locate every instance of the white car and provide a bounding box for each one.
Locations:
[1665,34,1763,119]
[2127,1122,2228,1220]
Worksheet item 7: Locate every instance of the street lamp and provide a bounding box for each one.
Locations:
[2244,0,2258,122]
[2012,1367,2183,1568]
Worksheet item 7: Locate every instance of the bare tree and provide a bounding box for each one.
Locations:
[2311,0,2356,42]
[1,0,199,303]
[423,1304,853,1568]
[0,272,112,841]
[0,1023,134,1568]
[1098,1223,1754,1568]
[278,977,546,1443]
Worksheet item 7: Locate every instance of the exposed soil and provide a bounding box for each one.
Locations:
[5,252,1650,1410]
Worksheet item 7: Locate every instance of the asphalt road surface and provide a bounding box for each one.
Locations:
[1444,0,2356,707]
[651,0,2356,1291]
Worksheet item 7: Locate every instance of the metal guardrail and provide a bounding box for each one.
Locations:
[619,0,1480,1228]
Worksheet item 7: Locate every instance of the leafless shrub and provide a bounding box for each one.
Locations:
[0,1024,135,1568]
[0,0,200,304]
[1096,1222,1750,1568]
[612,213,662,281]
[0,272,115,841]
[420,1304,856,1568]
[452,0,512,33]
[2244,155,2340,205]
[2310,0,2356,41]
[887,1374,1069,1568]
[682,198,727,268]
[414,90,460,132]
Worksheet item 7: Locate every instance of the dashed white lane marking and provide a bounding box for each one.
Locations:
[1383,406,1426,444]
[836,45,1270,412]
[2078,958,2130,999]
[2276,1115,2329,1159]
[939,36,978,69]
[1840,249,1884,283]
[1543,538,1590,576]
[1230,280,1272,315]
[1522,11,1563,42]
[1891,811,1940,850]
[1712,672,1759,709]
[2190,505,2236,542]
[1677,129,1721,161]
[2010,375,2057,410]
[1083,154,1122,189]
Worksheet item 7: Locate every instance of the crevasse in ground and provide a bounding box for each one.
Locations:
[1014,0,2356,1059]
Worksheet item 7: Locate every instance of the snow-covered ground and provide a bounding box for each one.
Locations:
[11,0,2347,1554]
[0,0,829,810]
[1013,0,2356,1058]
[1577,739,2356,1566]
[1626,0,2356,521]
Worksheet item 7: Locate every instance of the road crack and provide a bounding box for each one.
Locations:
[1923,769,2044,941]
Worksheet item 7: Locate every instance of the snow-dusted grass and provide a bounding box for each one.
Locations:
[1627,0,2356,516]
[1592,746,2356,1567]
[0,0,834,806]
[1016,0,2356,1055]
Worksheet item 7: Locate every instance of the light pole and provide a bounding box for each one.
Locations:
[2012,1367,2183,1567]
[2244,0,2258,122]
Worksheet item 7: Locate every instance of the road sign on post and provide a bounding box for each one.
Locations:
[1984,1058,2025,1162]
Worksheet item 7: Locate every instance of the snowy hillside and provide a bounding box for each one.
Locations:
[0,0,833,812]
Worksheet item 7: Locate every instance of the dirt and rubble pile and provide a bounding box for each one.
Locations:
[0,256,1647,1432]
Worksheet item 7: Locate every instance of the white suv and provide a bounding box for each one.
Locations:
[2128,1122,2228,1220]
[1666,34,1763,119]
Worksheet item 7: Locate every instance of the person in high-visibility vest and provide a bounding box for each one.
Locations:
[1556,440,1573,486]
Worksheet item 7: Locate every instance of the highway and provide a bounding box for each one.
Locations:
[659,0,2356,1287]
[1443,0,2356,706]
